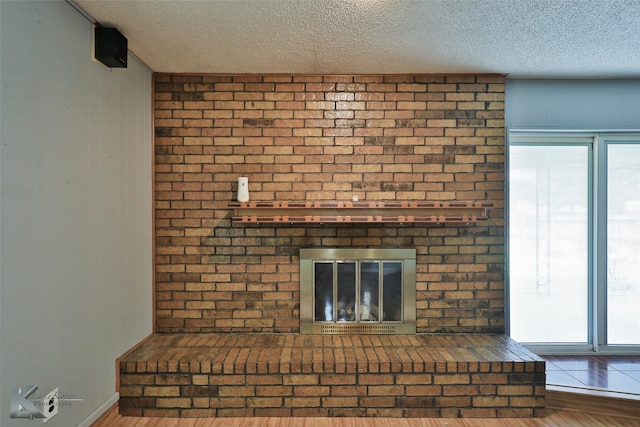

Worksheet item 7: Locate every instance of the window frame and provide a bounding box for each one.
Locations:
[507,130,640,355]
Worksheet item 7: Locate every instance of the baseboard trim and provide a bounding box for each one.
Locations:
[77,392,119,427]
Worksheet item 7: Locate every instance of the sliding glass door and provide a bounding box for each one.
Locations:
[606,143,640,345]
[508,133,640,351]
[509,141,590,344]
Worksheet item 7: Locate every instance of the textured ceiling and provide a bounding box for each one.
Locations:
[73,0,640,78]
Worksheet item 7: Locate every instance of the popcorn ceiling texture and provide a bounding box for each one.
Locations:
[153,74,506,335]
[76,0,640,77]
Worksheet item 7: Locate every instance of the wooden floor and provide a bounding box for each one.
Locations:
[92,403,640,427]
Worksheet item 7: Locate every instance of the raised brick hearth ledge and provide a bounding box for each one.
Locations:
[118,333,545,418]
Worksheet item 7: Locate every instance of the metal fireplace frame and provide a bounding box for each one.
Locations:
[300,248,416,334]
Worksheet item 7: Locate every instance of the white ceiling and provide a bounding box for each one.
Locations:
[73,0,640,78]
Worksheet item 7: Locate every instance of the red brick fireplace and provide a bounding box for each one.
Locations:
[117,74,545,418]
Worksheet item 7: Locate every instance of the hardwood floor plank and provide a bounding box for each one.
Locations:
[91,404,640,427]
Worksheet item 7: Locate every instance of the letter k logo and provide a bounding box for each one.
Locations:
[10,385,46,419]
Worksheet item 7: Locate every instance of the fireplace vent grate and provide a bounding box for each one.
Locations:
[319,324,398,334]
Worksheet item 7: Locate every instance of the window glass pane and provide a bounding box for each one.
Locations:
[509,145,589,343]
[382,262,402,322]
[360,261,380,321]
[607,144,640,345]
[314,262,333,322]
[337,262,356,321]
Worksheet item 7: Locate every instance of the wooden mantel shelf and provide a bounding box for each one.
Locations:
[227,201,493,224]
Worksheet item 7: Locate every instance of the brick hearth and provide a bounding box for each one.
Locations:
[119,333,545,418]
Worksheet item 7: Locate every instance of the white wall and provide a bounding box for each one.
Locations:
[0,2,153,426]
[506,79,640,130]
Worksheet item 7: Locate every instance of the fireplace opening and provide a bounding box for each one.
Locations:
[300,248,416,334]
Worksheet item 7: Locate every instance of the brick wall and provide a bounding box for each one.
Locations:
[154,74,505,334]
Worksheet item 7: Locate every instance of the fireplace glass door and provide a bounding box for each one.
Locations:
[315,260,402,323]
[301,248,415,334]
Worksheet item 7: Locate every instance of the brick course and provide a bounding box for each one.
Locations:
[154,74,506,334]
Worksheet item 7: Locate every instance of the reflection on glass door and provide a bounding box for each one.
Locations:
[382,262,402,321]
[607,144,640,345]
[337,262,356,321]
[312,260,404,325]
[509,145,590,343]
[314,262,333,322]
[360,262,380,321]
